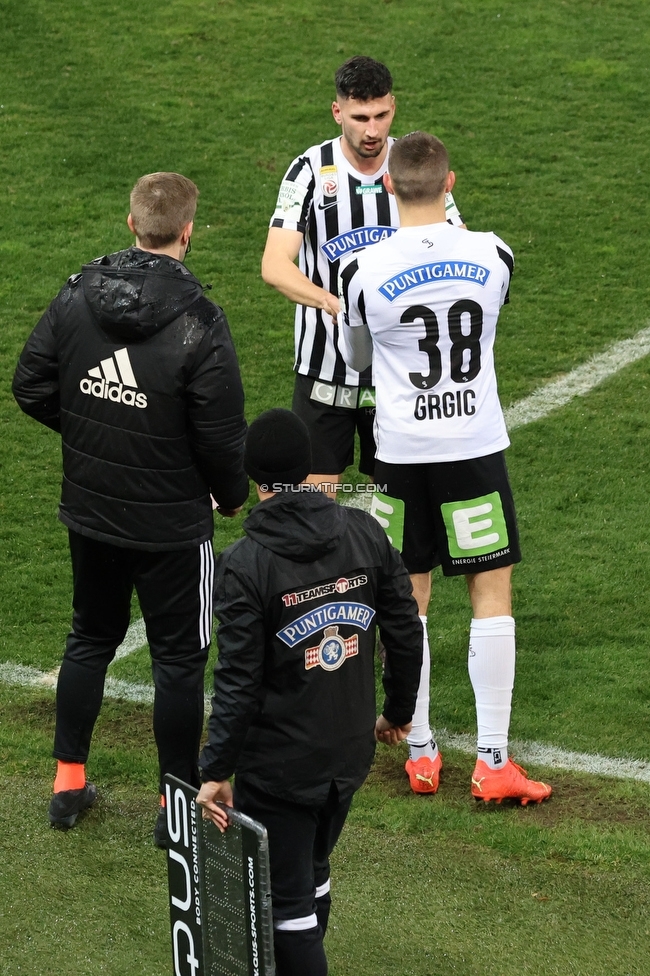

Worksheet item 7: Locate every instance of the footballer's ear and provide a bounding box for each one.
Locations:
[383,171,395,195]
[127,213,136,235]
[332,100,342,126]
[446,171,456,193]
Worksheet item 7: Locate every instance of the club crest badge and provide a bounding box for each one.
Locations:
[305,626,358,671]
[320,165,338,197]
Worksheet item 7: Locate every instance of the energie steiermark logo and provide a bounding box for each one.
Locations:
[441,492,509,558]
[370,493,405,552]
[79,348,147,409]
[371,490,509,561]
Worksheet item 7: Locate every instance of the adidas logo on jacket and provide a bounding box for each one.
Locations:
[80,347,148,408]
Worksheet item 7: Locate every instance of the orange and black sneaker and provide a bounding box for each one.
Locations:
[405,752,443,794]
[48,783,97,829]
[471,758,552,805]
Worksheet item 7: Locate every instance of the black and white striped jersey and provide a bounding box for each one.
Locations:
[270,137,397,385]
[270,136,464,387]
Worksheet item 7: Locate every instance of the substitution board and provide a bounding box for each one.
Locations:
[164,775,275,976]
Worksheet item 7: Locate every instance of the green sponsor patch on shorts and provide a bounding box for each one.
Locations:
[358,386,376,407]
[370,492,404,551]
[441,491,509,558]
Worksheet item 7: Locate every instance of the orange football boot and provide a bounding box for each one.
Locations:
[405,752,443,794]
[471,758,552,805]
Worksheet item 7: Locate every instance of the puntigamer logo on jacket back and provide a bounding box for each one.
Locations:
[79,348,147,409]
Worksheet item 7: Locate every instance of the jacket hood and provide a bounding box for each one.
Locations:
[81,247,204,341]
[243,491,345,562]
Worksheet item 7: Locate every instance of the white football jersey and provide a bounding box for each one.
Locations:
[339,221,513,463]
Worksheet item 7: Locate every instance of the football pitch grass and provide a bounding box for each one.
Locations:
[1,0,650,973]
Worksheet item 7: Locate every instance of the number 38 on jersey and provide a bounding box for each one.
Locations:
[401,300,483,421]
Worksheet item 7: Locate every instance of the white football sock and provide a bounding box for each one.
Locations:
[468,616,515,769]
[407,617,438,759]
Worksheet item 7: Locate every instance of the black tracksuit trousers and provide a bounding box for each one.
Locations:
[234,778,354,976]
[53,530,213,790]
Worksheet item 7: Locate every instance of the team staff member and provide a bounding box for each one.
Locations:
[339,133,552,805]
[197,409,422,976]
[261,56,464,491]
[13,173,248,837]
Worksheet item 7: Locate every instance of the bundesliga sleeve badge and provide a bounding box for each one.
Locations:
[320,165,338,197]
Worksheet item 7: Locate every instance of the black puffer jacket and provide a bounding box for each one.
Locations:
[199,490,422,803]
[13,248,248,550]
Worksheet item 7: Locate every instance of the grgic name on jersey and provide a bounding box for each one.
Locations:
[414,389,476,421]
[379,262,491,302]
[321,226,397,263]
[282,574,368,607]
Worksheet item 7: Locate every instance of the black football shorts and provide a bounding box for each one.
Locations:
[292,372,376,476]
[372,451,521,576]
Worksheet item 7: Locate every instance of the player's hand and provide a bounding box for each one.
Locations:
[321,292,340,323]
[216,505,244,519]
[196,780,233,832]
[374,715,412,746]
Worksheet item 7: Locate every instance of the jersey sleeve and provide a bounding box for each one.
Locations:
[338,257,373,372]
[494,236,515,306]
[269,154,316,234]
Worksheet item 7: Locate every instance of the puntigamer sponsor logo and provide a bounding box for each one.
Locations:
[321,226,396,262]
[80,347,147,409]
[277,601,376,648]
[379,261,491,302]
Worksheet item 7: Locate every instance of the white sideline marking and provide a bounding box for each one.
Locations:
[113,617,148,661]
[349,324,650,512]
[5,328,650,782]
[1,617,164,702]
[1,660,648,782]
[433,729,650,784]
[0,662,211,710]
[503,324,650,431]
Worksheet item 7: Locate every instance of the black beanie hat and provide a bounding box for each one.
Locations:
[244,408,312,489]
